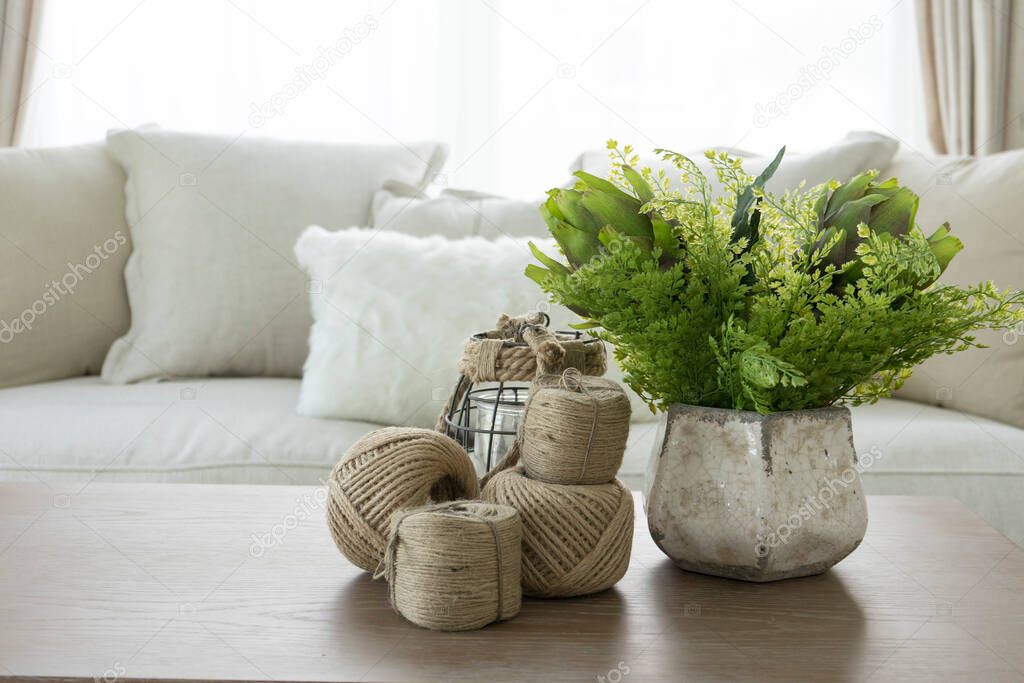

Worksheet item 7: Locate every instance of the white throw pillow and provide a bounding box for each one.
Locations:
[371,186,546,238]
[294,227,654,428]
[570,131,900,194]
[101,128,447,383]
[893,148,1024,429]
[369,188,656,422]
[0,142,131,389]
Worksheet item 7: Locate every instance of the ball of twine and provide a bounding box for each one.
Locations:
[326,427,479,573]
[482,468,634,598]
[375,501,522,631]
[520,371,631,485]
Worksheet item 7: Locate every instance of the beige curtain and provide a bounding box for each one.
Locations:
[0,0,44,147]
[916,0,1024,155]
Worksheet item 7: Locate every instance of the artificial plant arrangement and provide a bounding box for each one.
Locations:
[527,142,1024,415]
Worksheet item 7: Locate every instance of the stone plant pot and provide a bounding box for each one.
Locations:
[644,404,868,582]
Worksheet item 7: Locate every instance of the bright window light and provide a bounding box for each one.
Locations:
[21,0,924,196]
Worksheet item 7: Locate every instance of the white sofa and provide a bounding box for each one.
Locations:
[3,376,1022,544]
[2,134,1022,547]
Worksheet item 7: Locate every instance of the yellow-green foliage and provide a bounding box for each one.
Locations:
[528,143,1024,414]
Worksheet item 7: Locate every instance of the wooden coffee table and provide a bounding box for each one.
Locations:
[1,483,1022,682]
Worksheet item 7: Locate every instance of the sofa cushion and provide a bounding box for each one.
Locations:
[0,377,379,485]
[890,147,1024,429]
[0,143,131,389]
[101,128,448,384]
[879,148,972,190]
[371,186,546,238]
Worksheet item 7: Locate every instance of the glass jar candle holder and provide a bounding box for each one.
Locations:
[444,382,528,477]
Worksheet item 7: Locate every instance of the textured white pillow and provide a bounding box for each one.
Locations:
[0,142,131,388]
[369,189,656,422]
[570,131,900,193]
[892,148,1024,429]
[294,227,653,428]
[372,186,546,238]
[101,129,447,383]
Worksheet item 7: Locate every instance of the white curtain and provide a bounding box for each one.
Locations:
[19,0,923,195]
[0,0,44,145]
[916,0,1024,154]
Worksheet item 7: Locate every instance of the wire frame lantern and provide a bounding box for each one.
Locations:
[438,313,607,478]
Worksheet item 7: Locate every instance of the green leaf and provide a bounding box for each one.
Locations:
[542,192,565,222]
[573,170,637,202]
[524,263,551,288]
[597,224,652,253]
[927,222,963,274]
[869,186,918,236]
[731,146,785,247]
[539,199,563,234]
[528,241,569,276]
[578,191,650,241]
[553,189,601,234]
[753,147,786,190]
[830,193,890,233]
[824,171,872,221]
[548,219,601,267]
[651,218,677,256]
[622,164,654,203]
[822,194,890,265]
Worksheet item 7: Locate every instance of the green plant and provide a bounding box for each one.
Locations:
[528,141,1024,414]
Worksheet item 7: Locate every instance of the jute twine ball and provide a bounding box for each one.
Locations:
[482,468,634,598]
[326,427,479,573]
[375,501,522,631]
[520,372,631,485]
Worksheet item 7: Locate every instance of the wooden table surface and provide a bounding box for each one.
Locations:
[1,483,1022,683]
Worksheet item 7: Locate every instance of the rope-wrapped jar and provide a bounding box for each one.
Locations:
[375,501,522,631]
[435,312,607,434]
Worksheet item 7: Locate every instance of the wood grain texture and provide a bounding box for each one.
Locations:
[1,483,1022,682]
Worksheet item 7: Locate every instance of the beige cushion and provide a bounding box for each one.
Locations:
[880,148,972,189]
[892,148,1024,429]
[0,143,131,389]
[570,131,900,193]
[101,129,448,383]
[372,186,546,238]
[0,376,378,484]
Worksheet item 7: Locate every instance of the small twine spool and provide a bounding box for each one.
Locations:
[326,427,479,573]
[520,370,631,485]
[375,501,522,631]
[482,468,634,598]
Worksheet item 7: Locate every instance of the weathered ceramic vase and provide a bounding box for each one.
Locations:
[644,405,868,582]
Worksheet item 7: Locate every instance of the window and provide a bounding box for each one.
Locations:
[21,0,923,196]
